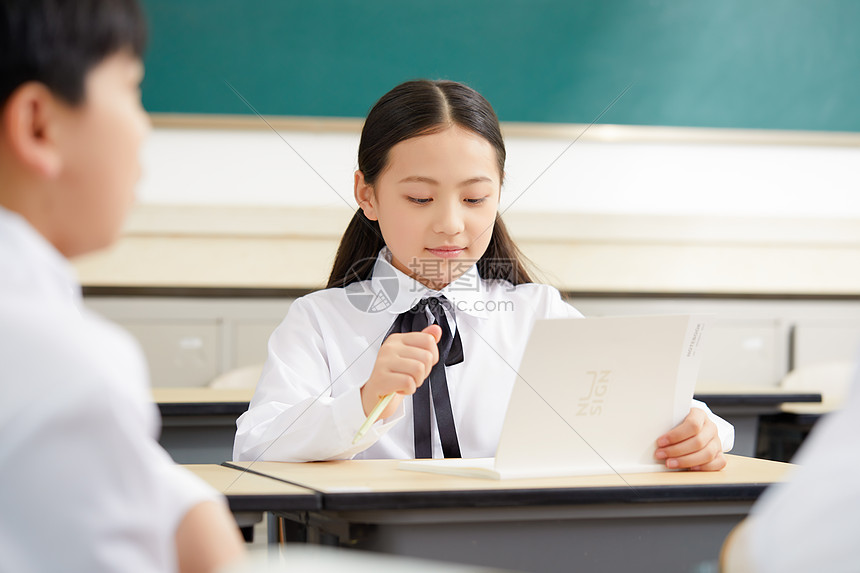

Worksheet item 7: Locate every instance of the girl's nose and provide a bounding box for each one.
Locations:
[433,201,466,236]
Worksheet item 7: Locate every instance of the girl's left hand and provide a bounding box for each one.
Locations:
[655,408,727,471]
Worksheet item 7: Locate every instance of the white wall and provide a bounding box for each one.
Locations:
[74,120,860,293]
[139,125,860,217]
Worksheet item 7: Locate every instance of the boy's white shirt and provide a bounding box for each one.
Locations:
[0,206,222,573]
[234,247,734,462]
[727,371,860,572]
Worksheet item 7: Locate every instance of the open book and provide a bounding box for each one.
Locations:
[400,314,708,479]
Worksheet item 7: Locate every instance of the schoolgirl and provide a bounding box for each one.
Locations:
[234,80,733,470]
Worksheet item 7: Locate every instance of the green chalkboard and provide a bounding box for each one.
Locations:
[140,0,860,132]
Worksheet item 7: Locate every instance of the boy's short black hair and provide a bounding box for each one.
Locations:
[0,0,147,108]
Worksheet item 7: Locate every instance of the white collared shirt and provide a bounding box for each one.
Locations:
[0,206,221,573]
[235,248,734,462]
[726,374,860,572]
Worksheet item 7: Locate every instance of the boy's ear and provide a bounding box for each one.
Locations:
[354,170,378,221]
[2,83,64,178]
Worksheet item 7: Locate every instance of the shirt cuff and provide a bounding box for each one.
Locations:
[329,385,405,457]
[692,398,735,452]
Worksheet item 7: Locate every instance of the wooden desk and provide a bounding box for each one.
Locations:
[694,386,822,457]
[184,463,319,542]
[153,388,253,463]
[224,455,792,573]
[183,463,318,513]
[153,387,254,415]
[153,386,821,461]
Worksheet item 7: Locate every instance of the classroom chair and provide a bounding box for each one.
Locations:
[757,360,854,461]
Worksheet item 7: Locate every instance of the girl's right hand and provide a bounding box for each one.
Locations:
[360,324,442,419]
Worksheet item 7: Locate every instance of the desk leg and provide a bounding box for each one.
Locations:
[273,512,344,547]
[231,512,263,543]
[268,512,282,544]
[721,415,759,457]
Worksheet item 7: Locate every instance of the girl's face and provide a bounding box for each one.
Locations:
[355,126,501,290]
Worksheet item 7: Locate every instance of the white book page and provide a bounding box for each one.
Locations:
[494,315,707,479]
[397,315,708,480]
[399,458,499,479]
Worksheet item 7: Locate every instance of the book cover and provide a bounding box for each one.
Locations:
[400,314,709,480]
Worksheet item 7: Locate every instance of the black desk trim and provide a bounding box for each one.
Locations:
[83,286,314,298]
[226,494,319,513]
[223,462,774,511]
[84,285,860,301]
[158,393,820,417]
[314,483,774,511]
[158,402,249,416]
[694,392,821,407]
[217,463,321,512]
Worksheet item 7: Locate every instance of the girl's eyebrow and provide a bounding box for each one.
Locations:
[398,175,438,185]
[398,175,494,187]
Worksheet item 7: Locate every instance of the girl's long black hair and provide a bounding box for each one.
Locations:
[327,79,533,289]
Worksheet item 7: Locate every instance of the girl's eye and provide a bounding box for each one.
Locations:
[408,197,431,204]
[465,197,487,205]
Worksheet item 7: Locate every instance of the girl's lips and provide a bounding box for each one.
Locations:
[427,247,464,259]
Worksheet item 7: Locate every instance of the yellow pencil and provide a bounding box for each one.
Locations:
[352,393,395,444]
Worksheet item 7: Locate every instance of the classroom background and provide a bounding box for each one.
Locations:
[76,0,860,462]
